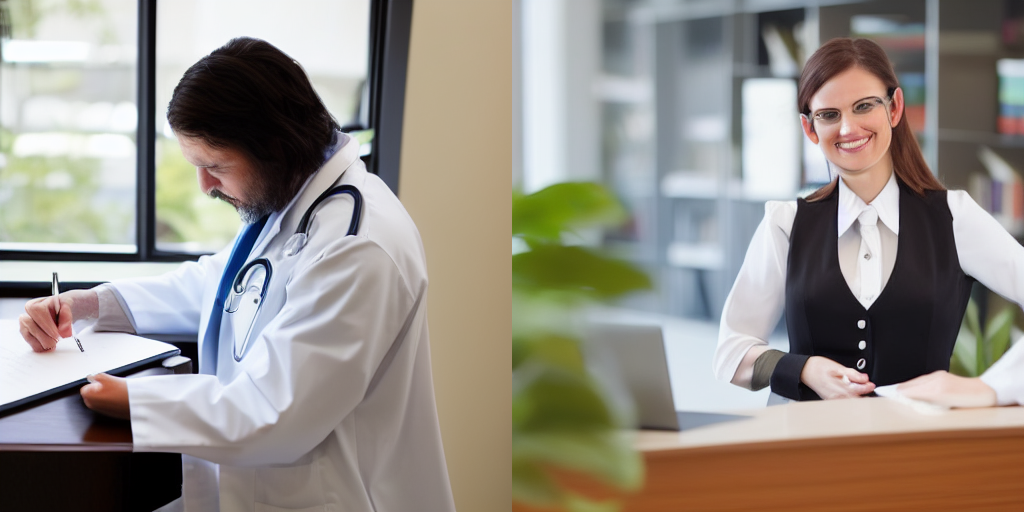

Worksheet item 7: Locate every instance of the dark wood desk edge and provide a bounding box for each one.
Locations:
[0,442,133,452]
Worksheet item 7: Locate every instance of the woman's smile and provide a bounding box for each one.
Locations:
[836,135,872,152]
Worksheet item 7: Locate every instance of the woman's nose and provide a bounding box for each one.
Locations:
[838,114,855,136]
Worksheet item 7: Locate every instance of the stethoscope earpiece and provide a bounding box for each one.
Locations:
[283,184,362,257]
[283,232,308,257]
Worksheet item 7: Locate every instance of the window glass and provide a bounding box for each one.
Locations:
[154,0,371,253]
[0,0,138,253]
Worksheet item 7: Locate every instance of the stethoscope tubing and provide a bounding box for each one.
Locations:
[226,184,363,362]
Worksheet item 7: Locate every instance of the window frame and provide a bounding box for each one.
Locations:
[0,0,413,264]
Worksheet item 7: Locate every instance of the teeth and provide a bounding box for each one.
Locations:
[837,137,869,149]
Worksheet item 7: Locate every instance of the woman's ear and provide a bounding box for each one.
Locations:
[888,87,905,128]
[800,114,819,145]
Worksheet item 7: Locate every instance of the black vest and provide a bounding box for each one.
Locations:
[783,182,974,401]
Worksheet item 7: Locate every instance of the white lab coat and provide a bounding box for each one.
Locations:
[112,135,455,511]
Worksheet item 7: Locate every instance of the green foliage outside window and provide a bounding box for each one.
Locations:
[513,182,651,512]
[0,128,130,244]
[155,138,239,250]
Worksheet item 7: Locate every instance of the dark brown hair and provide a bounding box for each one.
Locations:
[798,37,943,201]
[167,37,340,210]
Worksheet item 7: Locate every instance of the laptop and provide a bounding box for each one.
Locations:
[584,322,748,431]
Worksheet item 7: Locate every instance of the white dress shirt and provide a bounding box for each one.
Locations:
[713,172,1024,406]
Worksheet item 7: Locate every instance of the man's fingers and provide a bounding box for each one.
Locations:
[19,314,55,351]
[25,298,61,342]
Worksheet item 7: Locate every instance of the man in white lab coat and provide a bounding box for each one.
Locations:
[19,37,455,512]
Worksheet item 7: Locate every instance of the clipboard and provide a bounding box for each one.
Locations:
[0,320,180,413]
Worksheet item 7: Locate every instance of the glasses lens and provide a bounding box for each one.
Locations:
[812,97,888,127]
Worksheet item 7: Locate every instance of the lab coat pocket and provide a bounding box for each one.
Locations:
[254,456,325,511]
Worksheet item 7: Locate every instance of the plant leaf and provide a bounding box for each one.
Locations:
[511,458,562,507]
[964,300,984,376]
[986,308,1015,365]
[513,430,644,491]
[513,363,617,431]
[513,182,626,243]
[513,245,651,300]
[951,323,977,377]
[564,493,621,512]
[513,333,586,374]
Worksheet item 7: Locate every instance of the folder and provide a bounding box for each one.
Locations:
[0,319,180,413]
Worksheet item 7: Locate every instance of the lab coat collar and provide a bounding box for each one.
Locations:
[837,171,900,237]
[249,132,361,256]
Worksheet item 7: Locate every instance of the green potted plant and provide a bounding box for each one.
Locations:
[950,298,1019,377]
[512,182,651,512]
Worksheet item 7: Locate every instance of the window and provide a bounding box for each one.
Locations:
[0,0,139,253]
[0,0,410,262]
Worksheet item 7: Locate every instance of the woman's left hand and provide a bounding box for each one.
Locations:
[897,370,997,408]
[81,373,131,419]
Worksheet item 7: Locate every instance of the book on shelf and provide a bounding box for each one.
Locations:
[850,15,926,51]
[971,146,1024,236]
[997,59,1024,136]
[898,72,926,135]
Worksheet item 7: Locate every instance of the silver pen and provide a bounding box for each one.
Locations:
[52,272,84,352]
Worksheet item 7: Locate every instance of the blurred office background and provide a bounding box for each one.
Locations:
[522,0,1024,411]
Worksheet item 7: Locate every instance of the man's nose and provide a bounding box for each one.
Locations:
[197,168,219,195]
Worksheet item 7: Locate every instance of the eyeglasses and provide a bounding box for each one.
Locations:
[805,96,891,130]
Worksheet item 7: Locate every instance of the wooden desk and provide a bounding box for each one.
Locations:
[0,361,189,512]
[580,398,1024,511]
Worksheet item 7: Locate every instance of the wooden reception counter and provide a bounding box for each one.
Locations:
[580,398,1024,512]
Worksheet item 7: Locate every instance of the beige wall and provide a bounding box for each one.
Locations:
[400,1,515,511]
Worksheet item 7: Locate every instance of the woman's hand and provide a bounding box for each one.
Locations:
[19,289,98,352]
[897,370,997,408]
[81,373,131,420]
[800,356,875,399]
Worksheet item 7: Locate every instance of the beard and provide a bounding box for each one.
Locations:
[210,166,305,224]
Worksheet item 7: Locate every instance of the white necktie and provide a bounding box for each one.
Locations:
[857,206,881,309]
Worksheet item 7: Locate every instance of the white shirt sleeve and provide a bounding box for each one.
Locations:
[948,190,1024,405]
[713,200,796,382]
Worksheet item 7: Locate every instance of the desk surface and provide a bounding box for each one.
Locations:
[0,366,169,452]
[637,397,1024,454]
[553,398,1024,512]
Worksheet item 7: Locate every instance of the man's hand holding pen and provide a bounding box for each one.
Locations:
[18,288,97,352]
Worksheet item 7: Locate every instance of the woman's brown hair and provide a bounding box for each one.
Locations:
[798,37,943,201]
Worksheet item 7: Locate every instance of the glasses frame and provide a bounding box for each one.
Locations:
[802,87,898,134]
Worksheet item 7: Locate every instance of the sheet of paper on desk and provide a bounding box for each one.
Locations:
[875,384,950,415]
[0,319,179,412]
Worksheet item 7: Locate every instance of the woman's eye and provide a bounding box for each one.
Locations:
[854,101,877,113]
[816,111,840,122]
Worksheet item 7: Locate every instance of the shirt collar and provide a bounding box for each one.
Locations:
[837,171,900,236]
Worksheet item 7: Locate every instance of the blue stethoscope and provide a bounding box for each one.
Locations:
[225,184,363,361]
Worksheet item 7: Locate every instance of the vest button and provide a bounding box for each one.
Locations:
[859,340,866,350]
[864,253,871,260]
[857,320,866,329]
[856,358,866,370]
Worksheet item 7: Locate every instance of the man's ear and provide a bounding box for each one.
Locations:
[800,114,819,145]
[888,87,905,128]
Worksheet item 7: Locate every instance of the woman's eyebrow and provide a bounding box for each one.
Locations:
[852,95,884,105]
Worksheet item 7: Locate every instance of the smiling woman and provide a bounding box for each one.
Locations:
[712,37,1024,404]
